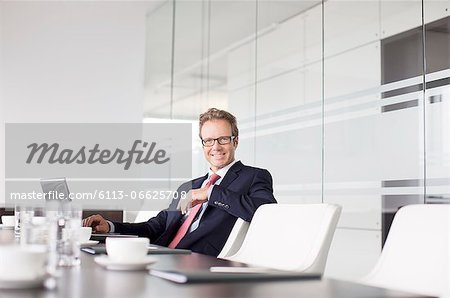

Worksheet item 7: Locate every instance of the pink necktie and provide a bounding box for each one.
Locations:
[168,173,221,248]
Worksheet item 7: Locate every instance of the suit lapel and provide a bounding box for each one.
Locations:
[216,161,242,189]
[192,174,208,189]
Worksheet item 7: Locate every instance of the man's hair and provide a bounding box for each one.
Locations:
[199,108,239,138]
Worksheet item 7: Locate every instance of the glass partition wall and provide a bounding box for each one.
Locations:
[144,0,450,280]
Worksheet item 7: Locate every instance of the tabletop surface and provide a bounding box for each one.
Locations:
[0,229,434,298]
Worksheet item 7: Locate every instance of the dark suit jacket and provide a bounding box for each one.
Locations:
[112,161,277,256]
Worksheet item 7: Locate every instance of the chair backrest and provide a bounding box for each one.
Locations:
[218,218,250,259]
[134,211,159,223]
[362,204,450,297]
[225,203,341,274]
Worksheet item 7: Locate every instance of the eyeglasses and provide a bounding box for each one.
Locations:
[201,136,236,147]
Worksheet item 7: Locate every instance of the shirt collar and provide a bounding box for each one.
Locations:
[208,159,238,180]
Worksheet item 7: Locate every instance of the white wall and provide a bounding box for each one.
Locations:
[0,1,157,206]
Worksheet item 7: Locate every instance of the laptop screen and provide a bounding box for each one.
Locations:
[40,177,71,201]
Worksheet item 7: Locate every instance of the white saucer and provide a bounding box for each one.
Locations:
[0,276,46,289]
[94,255,157,271]
[0,224,14,230]
[80,240,99,247]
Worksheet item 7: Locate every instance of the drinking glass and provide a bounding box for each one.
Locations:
[20,206,48,247]
[48,204,82,267]
[14,205,21,237]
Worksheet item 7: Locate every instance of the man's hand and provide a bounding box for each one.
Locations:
[177,187,209,214]
[82,214,110,233]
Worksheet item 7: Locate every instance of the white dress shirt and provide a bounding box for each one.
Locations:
[188,159,238,232]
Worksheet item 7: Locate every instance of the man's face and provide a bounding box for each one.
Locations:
[200,119,238,172]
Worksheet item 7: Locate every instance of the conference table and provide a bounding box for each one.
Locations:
[0,230,435,298]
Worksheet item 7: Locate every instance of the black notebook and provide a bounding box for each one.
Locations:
[149,269,321,284]
[81,245,191,255]
[90,233,138,242]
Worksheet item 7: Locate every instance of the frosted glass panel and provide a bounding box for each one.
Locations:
[323,0,423,266]
[212,1,257,166]
[171,1,206,119]
[255,1,322,80]
[143,0,447,282]
[323,40,384,231]
[144,1,173,118]
[380,0,423,38]
[229,86,256,166]
[255,128,322,204]
[324,0,379,57]
[424,11,450,204]
[255,0,322,203]
[324,229,381,280]
[324,42,380,99]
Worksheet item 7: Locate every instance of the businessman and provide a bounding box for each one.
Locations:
[83,108,276,256]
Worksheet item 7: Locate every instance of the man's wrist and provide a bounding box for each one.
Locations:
[106,220,115,233]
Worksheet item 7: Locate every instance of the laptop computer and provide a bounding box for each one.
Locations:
[40,177,71,201]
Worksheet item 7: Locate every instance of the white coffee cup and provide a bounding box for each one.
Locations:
[79,227,92,243]
[0,245,47,280]
[1,215,15,227]
[106,237,149,263]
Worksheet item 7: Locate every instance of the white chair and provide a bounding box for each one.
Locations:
[218,218,250,259]
[362,204,450,297]
[224,203,341,274]
[133,211,159,223]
